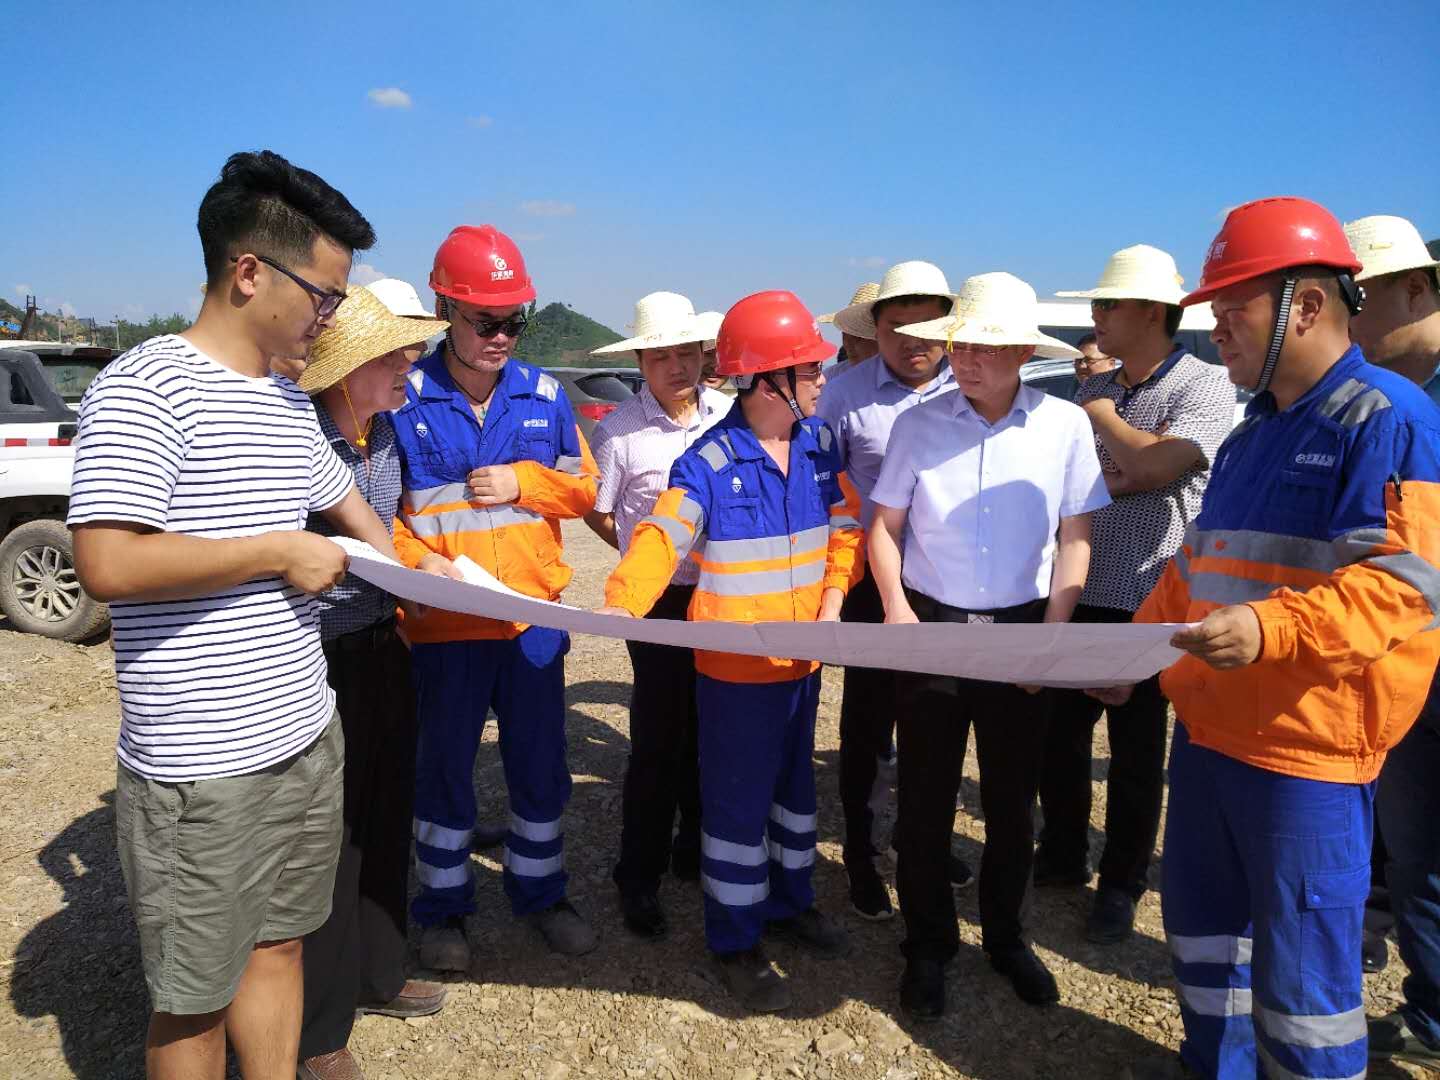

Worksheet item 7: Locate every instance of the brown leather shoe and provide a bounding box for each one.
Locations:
[355,979,448,1019]
[298,1047,365,1080]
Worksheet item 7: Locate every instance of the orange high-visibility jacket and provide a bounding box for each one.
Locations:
[391,351,597,643]
[1136,349,1440,783]
[605,405,864,683]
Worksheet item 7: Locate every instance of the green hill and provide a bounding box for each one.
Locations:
[514,301,629,368]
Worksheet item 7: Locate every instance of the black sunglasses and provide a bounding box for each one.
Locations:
[455,308,529,339]
[231,255,347,318]
[1090,299,1124,312]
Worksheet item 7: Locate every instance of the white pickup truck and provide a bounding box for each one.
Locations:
[0,348,109,641]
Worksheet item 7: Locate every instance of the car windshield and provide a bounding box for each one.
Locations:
[41,360,107,403]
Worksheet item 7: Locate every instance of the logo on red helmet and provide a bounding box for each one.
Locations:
[491,253,514,282]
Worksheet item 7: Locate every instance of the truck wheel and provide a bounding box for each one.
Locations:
[0,518,110,643]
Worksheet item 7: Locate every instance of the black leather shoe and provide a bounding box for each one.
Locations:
[619,890,667,939]
[847,859,894,921]
[1032,847,1091,888]
[1086,887,1138,944]
[988,944,1059,1006]
[899,955,946,1022]
[713,946,791,1012]
[949,853,974,891]
[1362,928,1388,973]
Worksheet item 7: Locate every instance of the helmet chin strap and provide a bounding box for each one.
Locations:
[764,369,806,422]
[1255,275,1297,395]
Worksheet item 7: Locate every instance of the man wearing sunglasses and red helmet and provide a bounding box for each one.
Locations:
[598,291,865,1012]
[1100,199,1440,1080]
[388,225,601,971]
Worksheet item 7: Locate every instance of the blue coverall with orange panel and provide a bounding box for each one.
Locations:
[391,349,597,921]
[605,405,863,952]
[1135,347,1440,1078]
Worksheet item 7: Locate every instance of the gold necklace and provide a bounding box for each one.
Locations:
[340,378,373,449]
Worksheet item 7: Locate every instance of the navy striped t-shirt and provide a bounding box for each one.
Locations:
[67,335,353,781]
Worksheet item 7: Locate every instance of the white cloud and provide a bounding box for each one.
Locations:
[520,200,577,218]
[466,115,494,129]
[55,301,77,317]
[349,263,386,286]
[847,256,887,269]
[13,283,32,297]
[367,87,413,109]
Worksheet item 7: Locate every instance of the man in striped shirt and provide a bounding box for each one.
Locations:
[69,151,403,1080]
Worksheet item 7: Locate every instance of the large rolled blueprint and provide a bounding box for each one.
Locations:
[334,538,1186,689]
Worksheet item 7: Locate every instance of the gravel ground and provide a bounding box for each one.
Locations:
[0,521,1432,1079]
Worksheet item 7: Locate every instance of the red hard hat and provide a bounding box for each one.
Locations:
[1181,196,1362,307]
[715,290,836,377]
[430,225,537,307]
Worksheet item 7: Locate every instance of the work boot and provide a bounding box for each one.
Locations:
[528,899,598,955]
[355,980,448,1020]
[619,890,667,939]
[712,945,791,1012]
[847,859,894,921]
[1032,847,1092,888]
[899,954,946,1022]
[988,944,1060,1006]
[1362,928,1388,973]
[1086,887,1138,944]
[298,1048,365,1080]
[1369,1011,1440,1066]
[417,917,470,973]
[949,853,974,891]
[767,907,849,955]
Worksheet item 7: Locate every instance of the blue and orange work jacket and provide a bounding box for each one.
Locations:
[391,349,597,643]
[605,404,864,684]
[1136,347,1440,783]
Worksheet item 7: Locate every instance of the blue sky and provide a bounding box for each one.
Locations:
[5,0,1438,338]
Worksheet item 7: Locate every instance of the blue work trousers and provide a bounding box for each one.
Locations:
[1377,720,1440,1050]
[1162,723,1371,1079]
[410,629,571,923]
[697,672,820,954]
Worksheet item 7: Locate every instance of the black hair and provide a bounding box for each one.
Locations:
[1163,304,1183,337]
[1077,332,1098,350]
[197,150,376,285]
[871,293,952,323]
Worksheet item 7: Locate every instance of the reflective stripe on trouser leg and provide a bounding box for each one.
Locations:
[763,672,821,924]
[1162,725,1258,1077]
[493,626,572,916]
[697,673,818,953]
[410,640,501,926]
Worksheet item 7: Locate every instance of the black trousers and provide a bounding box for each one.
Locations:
[1038,603,1167,900]
[895,592,1050,959]
[300,622,419,1059]
[613,584,701,895]
[837,568,896,863]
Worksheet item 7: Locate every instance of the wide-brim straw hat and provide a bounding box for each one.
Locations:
[592,292,721,354]
[1344,215,1440,283]
[299,285,449,394]
[1056,244,1188,306]
[831,261,952,338]
[819,281,880,334]
[366,277,434,318]
[898,272,1081,360]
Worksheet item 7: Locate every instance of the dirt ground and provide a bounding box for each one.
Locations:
[0,521,1432,1079]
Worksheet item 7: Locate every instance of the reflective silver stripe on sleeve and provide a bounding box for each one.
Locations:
[1167,932,1253,966]
[403,503,545,538]
[553,455,584,475]
[699,442,729,472]
[702,873,770,906]
[1316,378,1368,421]
[1176,983,1252,1017]
[509,812,561,843]
[829,513,862,532]
[675,495,705,526]
[1337,387,1392,428]
[1332,527,1390,564]
[698,560,825,597]
[502,848,564,878]
[1194,529,1342,574]
[405,481,472,513]
[1367,551,1440,627]
[1252,1003,1367,1049]
[1187,572,1289,606]
[702,831,768,867]
[536,373,559,400]
[639,512,695,555]
[703,526,828,564]
[414,819,474,851]
[769,803,818,834]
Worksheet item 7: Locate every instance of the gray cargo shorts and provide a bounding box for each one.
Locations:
[116,711,344,1015]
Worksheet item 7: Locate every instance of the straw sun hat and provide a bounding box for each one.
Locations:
[299,285,448,394]
[1343,215,1440,283]
[898,272,1081,360]
[819,281,880,333]
[830,261,953,338]
[591,292,722,355]
[1056,244,1188,306]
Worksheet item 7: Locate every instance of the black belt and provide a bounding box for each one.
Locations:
[323,616,398,656]
[904,588,1047,626]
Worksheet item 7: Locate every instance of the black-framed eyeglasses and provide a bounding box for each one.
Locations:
[454,308,529,340]
[231,255,347,319]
